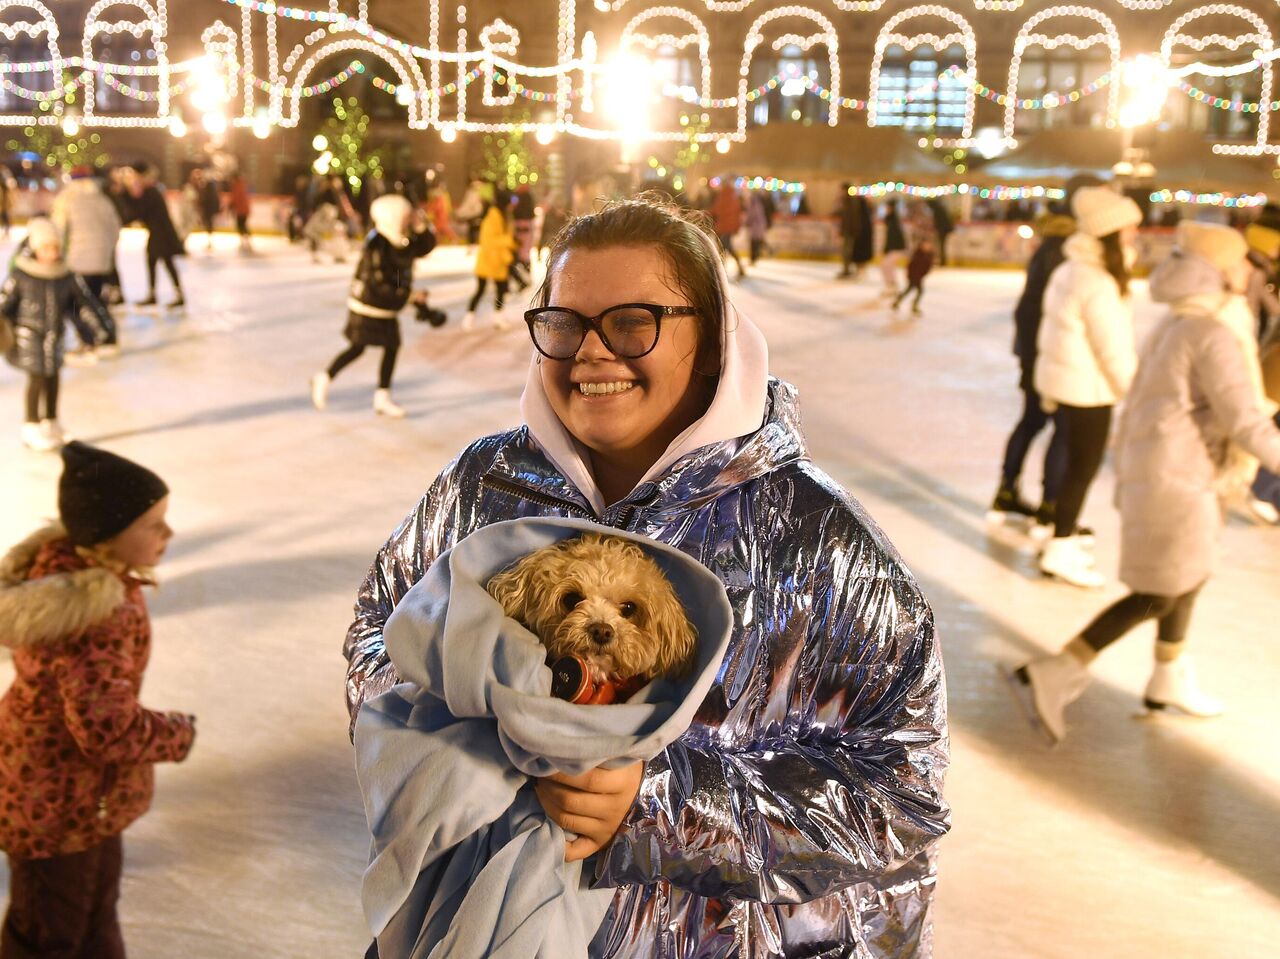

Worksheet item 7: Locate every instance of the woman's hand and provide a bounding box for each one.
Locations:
[535,762,644,862]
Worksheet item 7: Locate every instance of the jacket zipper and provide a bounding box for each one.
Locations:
[481,474,596,519]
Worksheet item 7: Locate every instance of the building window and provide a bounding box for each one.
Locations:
[875,44,967,131]
[650,43,700,126]
[747,44,830,128]
[1014,50,1110,133]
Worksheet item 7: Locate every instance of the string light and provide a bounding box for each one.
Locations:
[1005,7,1122,139]
[621,8,711,109]
[739,7,840,136]
[847,181,1067,200]
[869,7,977,137]
[82,0,170,126]
[479,20,519,106]
[283,38,423,127]
[1149,188,1269,207]
[1161,5,1273,154]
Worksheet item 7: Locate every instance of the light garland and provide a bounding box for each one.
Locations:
[284,37,425,127]
[1149,188,1269,207]
[0,0,63,103]
[1005,7,1122,139]
[708,174,807,193]
[868,6,976,136]
[1176,79,1279,111]
[1161,5,1272,154]
[738,7,839,135]
[83,0,170,125]
[848,181,1067,200]
[621,8,712,112]
[479,20,518,107]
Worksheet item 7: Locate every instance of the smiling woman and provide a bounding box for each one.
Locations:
[345,195,950,959]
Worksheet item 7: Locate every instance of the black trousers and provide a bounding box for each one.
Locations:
[1,835,126,959]
[892,281,924,310]
[235,214,250,237]
[78,274,117,345]
[24,374,58,423]
[1001,383,1067,503]
[145,252,182,298]
[1081,585,1204,651]
[327,343,399,389]
[467,278,508,313]
[1053,403,1112,538]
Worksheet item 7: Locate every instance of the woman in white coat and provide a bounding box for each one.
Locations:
[1033,187,1144,587]
[1010,221,1280,743]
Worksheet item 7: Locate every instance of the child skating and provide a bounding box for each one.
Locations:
[1,217,114,451]
[0,441,196,956]
[311,194,437,418]
[893,235,936,316]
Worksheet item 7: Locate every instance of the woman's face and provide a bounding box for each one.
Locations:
[539,245,711,468]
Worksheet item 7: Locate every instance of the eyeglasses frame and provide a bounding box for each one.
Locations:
[523,302,700,360]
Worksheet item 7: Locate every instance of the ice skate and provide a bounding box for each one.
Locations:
[310,372,330,411]
[373,388,406,418]
[19,422,57,452]
[1004,650,1091,744]
[987,484,1038,528]
[1244,496,1279,525]
[39,420,66,448]
[1140,657,1223,718]
[1039,536,1105,588]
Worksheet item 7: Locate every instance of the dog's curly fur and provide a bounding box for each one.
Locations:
[486,534,697,688]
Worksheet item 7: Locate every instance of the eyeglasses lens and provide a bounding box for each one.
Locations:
[532,308,659,359]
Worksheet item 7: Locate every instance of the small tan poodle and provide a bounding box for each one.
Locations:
[487,534,698,703]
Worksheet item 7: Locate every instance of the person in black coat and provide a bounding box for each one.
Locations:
[311,194,437,418]
[927,198,953,267]
[126,164,186,308]
[836,186,872,279]
[1,218,113,451]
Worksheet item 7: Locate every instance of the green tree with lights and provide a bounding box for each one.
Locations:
[5,72,110,172]
[478,115,541,190]
[311,96,389,195]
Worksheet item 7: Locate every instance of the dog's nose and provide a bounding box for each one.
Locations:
[587,623,614,646]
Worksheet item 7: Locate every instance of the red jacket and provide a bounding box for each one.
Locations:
[710,187,742,236]
[227,177,252,217]
[0,527,194,859]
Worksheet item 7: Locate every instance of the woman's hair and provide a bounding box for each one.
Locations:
[534,193,725,377]
[1099,230,1131,296]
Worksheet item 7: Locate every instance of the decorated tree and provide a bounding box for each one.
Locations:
[311,96,389,195]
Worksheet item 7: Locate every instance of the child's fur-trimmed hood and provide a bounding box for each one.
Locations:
[0,523,125,650]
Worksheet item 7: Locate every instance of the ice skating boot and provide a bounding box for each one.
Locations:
[373,388,406,418]
[987,482,1038,527]
[1142,657,1223,717]
[1005,649,1091,744]
[461,311,476,332]
[20,422,57,452]
[1039,536,1105,588]
[310,372,330,410]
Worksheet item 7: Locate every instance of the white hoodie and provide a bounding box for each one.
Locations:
[519,235,770,515]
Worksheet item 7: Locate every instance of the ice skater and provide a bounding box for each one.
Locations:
[709,179,746,280]
[1,217,114,451]
[125,164,187,309]
[879,202,907,296]
[225,168,254,253]
[892,234,935,315]
[1032,187,1143,587]
[0,442,196,957]
[311,194,437,418]
[1007,222,1280,743]
[461,189,518,331]
[50,167,123,356]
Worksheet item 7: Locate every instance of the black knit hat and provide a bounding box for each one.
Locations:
[58,442,169,547]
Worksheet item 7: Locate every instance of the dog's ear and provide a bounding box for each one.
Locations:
[647,584,698,680]
[486,549,564,635]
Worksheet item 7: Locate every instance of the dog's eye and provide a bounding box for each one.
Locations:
[561,591,585,611]
[619,602,637,619]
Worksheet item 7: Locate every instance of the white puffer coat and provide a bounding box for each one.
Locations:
[1034,233,1137,408]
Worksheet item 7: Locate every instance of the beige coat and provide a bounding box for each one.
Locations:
[1114,299,1280,596]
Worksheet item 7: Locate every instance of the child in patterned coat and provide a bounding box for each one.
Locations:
[0,441,195,957]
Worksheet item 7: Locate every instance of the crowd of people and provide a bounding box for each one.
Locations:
[0,161,1277,957]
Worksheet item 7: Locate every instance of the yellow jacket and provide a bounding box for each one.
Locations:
[474,207,516,280]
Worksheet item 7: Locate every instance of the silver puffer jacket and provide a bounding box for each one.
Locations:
[344,379,950,959]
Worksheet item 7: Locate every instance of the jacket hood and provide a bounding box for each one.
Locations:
[13,254,70,280]
[1149,250,1229,305]
[0,524,125,649]
[370,194,413,248]
[1036,213,1076,239]
[1063,232,1105,267]
[520,231,771,515]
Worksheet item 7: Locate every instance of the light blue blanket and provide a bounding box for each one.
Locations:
[354,517,734,959]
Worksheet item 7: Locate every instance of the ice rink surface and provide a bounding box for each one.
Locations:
[1,231,1276,957]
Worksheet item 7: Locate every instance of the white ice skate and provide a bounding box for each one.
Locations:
[373,389,406,418]
[1004,650,1091,745]
[1140,657,1223,718]
[1039,536,1105,589]
[20,422,57,452]
[39,420,66,448]
[310,372,330,411]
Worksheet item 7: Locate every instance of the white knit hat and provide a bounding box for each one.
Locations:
[25,216,61,251]
[1176,220,1249,278]
[1071,187,1143,239]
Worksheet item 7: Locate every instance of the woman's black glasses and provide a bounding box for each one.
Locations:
[523,303,699,360]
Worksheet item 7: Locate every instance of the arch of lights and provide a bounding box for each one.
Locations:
[868,6,978,139]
